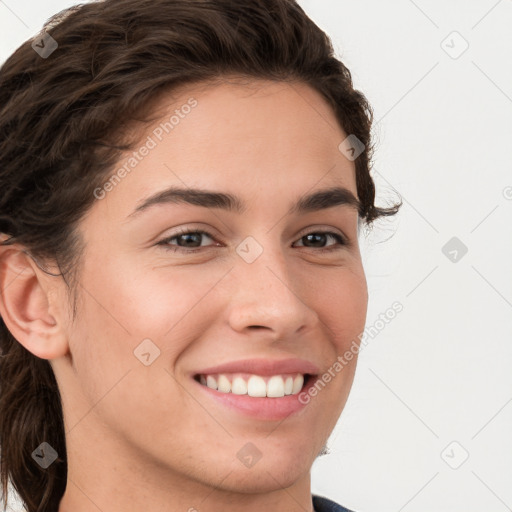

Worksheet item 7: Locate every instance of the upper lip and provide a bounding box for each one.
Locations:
[193,358,320,377]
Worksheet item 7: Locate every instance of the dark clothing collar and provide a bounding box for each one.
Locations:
[313,494,355,512]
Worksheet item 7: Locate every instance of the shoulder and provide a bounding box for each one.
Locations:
[312,494,356,512]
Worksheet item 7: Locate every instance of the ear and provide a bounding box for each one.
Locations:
[0,237,69,359]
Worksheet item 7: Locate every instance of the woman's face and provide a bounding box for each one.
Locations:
[54,79,368,495]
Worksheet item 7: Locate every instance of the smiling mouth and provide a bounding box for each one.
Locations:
[193,372,314,398]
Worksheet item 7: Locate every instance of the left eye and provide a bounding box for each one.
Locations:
[158,229,347,253]
[294,232,346,250]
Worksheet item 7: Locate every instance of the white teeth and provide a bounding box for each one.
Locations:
[292,374,304,395]
[267,375,285,397]
[247,375,267,397]
[284,376,293,395]
[217,374,231,393]
[206,375,217,390]
[198,372,306,397]
[231,376,248,395]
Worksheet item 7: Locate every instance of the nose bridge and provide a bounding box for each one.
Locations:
[227,234,317,334]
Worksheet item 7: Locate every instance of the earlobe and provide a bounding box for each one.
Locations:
[0,242,69,360]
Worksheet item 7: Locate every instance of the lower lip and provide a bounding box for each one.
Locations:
[193,375,318,421]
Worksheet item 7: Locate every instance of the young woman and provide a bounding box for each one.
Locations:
[0,1,401,511]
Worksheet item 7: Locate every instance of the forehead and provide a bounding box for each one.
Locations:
[92,78,359,222]
[165,77,350,159]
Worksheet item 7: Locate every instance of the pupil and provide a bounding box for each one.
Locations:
[305,233,325,247]
[179,233,201,247]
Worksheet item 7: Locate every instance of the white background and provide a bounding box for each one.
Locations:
[1,1,511,511]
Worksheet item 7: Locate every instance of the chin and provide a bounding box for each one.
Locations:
[222,462,310,494]
[228,442,315,492]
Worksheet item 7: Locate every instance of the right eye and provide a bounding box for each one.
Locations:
[157,228,220,253]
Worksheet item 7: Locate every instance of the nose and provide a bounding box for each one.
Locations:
[226,239,319,340]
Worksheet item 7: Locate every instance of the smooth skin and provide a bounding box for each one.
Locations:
[0,78,368,512]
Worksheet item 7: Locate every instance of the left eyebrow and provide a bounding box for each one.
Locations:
[126,185,362,220]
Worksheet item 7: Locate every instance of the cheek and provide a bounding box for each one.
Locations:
[311,265,368,349]
[72,252,227,371]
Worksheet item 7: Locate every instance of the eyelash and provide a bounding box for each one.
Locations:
[157,227,348,254]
